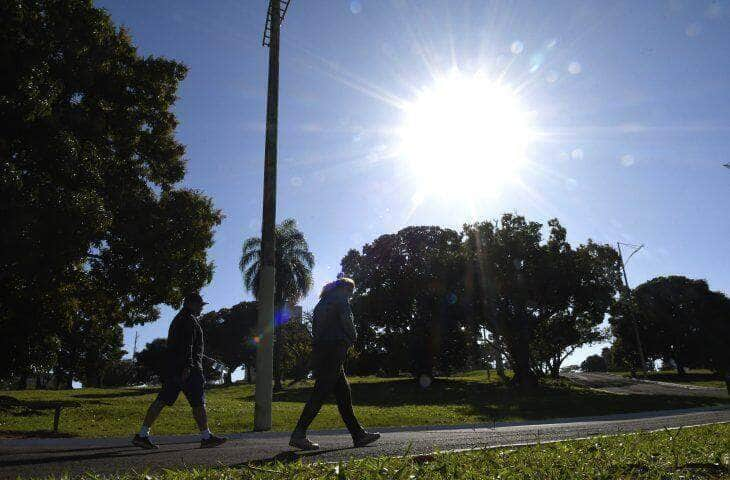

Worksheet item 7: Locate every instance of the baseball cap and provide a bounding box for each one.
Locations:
[184,293,208,306]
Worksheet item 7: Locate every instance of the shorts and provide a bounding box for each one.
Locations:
[156,369,206,407]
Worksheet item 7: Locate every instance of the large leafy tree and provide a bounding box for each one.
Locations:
[341,226,471,378]
[239,218,314,390]
[610,276,730,385]
[134,338,168,385]
[463,215,620,388]
[279,311,313,384]
[580,354,608,372]
[0,0,222,386]
[200,302,258,385]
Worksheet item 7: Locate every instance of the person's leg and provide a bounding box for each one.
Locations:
[184,371,226,447]
[133,383,177,449]
[140,398,165,434]
[291,346,339,438]
[333,368,365,437]
[291,375,336,436]
[191,405,208,431]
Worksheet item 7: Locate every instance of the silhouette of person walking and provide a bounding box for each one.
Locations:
[132,293,227,449]
[289,277,380,450]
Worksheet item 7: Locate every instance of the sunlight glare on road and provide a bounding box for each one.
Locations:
[399,72,533,197]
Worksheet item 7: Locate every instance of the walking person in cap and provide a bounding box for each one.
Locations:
[132,293,227,449]
[289,277,380,450]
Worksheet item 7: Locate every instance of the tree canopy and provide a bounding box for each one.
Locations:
[0,0,222,386]
[610,275,730,379]
[463,214,621,387]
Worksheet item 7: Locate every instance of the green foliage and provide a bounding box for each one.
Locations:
[279,312,312,383]
[134,338,169,384]
[580,354,608,372]
[342,226,471,378]
[463,215,621,387]
[610,276,730,379]
[239,218,314,305]
[0,0,222,384]
[200,302,258,384]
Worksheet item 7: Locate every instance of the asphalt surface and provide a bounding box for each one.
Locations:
[564,371,729,398]
[1,407,728,478]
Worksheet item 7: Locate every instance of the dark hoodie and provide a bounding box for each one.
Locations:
[311,288,357,346]
[165,308,204,377]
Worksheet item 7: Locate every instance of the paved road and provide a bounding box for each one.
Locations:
[564,372,729,398]
[1,407,728,478]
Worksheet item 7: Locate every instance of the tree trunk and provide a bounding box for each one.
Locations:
[224,369,233,385]
[675,360,686,377]
[495,352,507,382]
[507,326,538,390]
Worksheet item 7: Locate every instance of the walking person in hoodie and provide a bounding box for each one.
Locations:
[289,277,380,450]
[132,293,227,449]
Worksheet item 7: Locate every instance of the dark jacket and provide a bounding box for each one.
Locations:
[312,289,357,346]
[165,308,204,377]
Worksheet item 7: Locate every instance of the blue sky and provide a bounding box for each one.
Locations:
[97,0,730,372]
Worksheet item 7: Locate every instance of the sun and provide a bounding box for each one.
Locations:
[399,72,533,196]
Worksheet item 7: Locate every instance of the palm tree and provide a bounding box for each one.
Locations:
[240,218,314,391]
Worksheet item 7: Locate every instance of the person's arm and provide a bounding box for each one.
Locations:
[338,299,357,344]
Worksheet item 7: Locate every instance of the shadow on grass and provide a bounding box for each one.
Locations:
[233,445,358,468]
[71,388,158,399]
[254,377,729,423]
[0,429,74,439]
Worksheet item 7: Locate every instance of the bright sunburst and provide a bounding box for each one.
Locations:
[400,72,533,196]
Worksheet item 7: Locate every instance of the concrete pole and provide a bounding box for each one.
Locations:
[254,0,280,432]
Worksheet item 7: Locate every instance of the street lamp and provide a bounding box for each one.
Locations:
[616,242,647,374]
[254,0,292,432]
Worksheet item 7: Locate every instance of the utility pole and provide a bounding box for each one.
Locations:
[617,242,647,373]
[254,0,292,431]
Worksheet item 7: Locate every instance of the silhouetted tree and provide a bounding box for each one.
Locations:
[239,218,314,391]
[279,311,313,384]
[342,226,471,379]
[463,215,621,388]
[610,276,730,385]
[581,354,608,372]
[102,359,136,387]
[134,339,168,385]
[0,0,222,384]
[200,302,258,385]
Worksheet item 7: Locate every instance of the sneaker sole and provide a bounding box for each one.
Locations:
[289,442,320,451]
[354,436,381,448]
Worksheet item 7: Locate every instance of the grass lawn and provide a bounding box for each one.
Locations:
[616,370,727,389]
[1,370,728,438]
[19,422,730,479]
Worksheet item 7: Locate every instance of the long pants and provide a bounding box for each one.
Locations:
[292,342,364,437]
